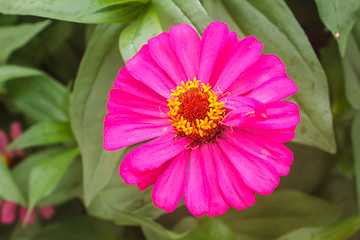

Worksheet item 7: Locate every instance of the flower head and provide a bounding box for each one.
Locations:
[0,122,55,225]
[104,21,300,216]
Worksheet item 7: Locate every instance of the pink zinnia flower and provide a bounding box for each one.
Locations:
[0,122,55,225]
[104,21,300,216]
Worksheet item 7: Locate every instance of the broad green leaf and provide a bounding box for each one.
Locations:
[278,143,333,193]
[6,76,69,122]
[0,20,50,64]
[0,14,17,26]
[70,23,126,206]
[203,0,336,153]
[320,39,350,116]
[315,215,360,240]
[343,21,360,110]
[103,199,184,239]
[277,227,323,240]
[28,147,79,209]
[352,112,360,209]
[10,221,42,240]
[32,216,123,240]
[119,4,163,61]
[7,120,74,150]
[0,156,25,205]
[12,148,64,198]
[120,0,211,61]
[12,147,81,207]
[0,65,44,84]
[315,0,360,55]
[0,0,147,24]
[86,146,131,207]
[277,215,360,240]
[179,219,234,240]
[87,167,163,221]
[219,190,342,239]
[152,0,211,34]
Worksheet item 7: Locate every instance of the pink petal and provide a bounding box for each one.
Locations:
[107,89,166,117]
[217,138,280,195]
[208,31,239,87]
[214,36,263,92]
[10,122,22,140]
[19,207,35,225]
[247,78,298,103]
[152,150,190,212]
[10,122,25,158]
[198,21,229,84]
[225,54,286,96]
[0,130,9,154]
[136,163,168,191]
[126,132,189,174]
[38,206,55,219]
[148,32,187,86]
[1,201,17,224]
[201,144,229,216]
[224,129,293,176]
[243,127,296,143]
[170,23,201,80]
[184,147,210,216]
[104,117,171,151]
[120,155,166,187]
[240,101,300,130]
[210,142,256,210]
[114,68,166,105]
[223,96,266,127]
[126,45,176,98]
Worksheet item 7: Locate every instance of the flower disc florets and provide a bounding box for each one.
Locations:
[167,78,225,143]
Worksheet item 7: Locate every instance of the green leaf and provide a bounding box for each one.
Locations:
[6,76,69,122]
[315,215,360,240]
[7,120,74,150]
[0,20,50,64]
[352,112,360,209]
[0,155,25,205]
[87,166,163,221]
[219,190,343,239]
[37,159,82,206]
[343,21,360,110]
[103,199,184,239]
[152,0,211,34]
[320,39,350,116]
[277,143,334,193]
[277,227,323,240]
[119,4,163,61]
[12,148,64,198]
[0,0,147,24]
[203,0,336,153]
[277,215,360,240]
[28,147,79,209]
[120,0,211,61]
[12,147,81,207]
[315,0,360,55]
[0,65,45,84]
[32,216,123,240]
[70,23,126,206]
[180,219,234,240]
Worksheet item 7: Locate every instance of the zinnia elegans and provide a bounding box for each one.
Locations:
[104,21,300,217]
[0,122,55,225]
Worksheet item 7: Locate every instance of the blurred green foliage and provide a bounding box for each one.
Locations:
[0,0,359,239]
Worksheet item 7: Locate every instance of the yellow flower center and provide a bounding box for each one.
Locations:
[167,78,225,143]
[2,154,10,166]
